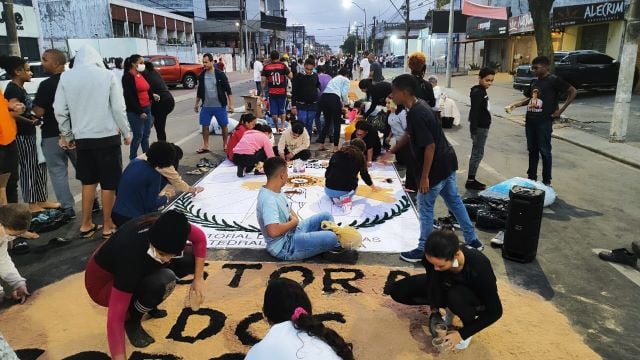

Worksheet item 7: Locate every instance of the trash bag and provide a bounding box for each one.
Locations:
[475,208,507,230]
[209,116,239,134]
[479,177,556,207]
[29,209,69,233]
[462,196,509,222]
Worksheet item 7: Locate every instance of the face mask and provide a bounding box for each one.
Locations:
[452,258,459,268]
[147,246,167,264]
[137,64,146,72]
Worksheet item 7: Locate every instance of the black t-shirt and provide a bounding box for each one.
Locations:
[370,62,384,82]
[291,73,320,105]
[468,85,491,129]
[422,247,502,340]
[345,58,354,69]
[325,150,373,191]
[523,74,570,123]
[3,82,35,136]
[33,73,62,138]
[415,76,436,108]
[94,218,164,293]
[405,99,458,186]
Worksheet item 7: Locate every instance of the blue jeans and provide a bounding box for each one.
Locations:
[525,120,552,183]
[314,108,324,135]
[41,137,77,209]
[416,172,477,249]
[275,212,339,261]
[297,103,317,136]
[324,188,353,199]
[127,106,153,160]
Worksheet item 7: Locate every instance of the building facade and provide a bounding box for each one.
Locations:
[36,0,196,62]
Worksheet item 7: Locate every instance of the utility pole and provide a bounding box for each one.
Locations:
[355,26,359,56]
[445,0,455,88]
[2,0,21,56]
[244,0,249,70]
[372,16,377,54]
[404,0,410,72]
[610,0,639,142]
[302,26,306,59]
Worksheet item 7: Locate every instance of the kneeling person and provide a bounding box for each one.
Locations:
[256,157,357,263]
[277,121,311,161]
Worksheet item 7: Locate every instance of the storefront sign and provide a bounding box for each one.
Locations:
[0,4,40,38]
[466,16,508,39]
[509,12,534,34]
[553,1,625,27]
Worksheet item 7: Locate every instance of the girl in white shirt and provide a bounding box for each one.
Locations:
[245,278,354,360]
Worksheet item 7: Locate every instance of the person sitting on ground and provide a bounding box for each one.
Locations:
[0,204,32,304]
[226,113,258,161]
[136,143,200,197]
[277,121,311,161]
[325,139,378,204]
[233,124,275,177]
[388,230,503,351]
[350,121,381,164]
[246,277,355,360]
[112,142,201,227]
[256,157,357,263]
[85,210,207,360]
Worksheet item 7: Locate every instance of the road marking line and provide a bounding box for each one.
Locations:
[592,248,640,288]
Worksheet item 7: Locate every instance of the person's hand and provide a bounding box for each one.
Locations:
[188,186,204,196]
[190,278,206,306]
[419,176,430,193]
[370,184,380,192]
[286,153,294,161]
[12,283,30,304]
[153,93,161,102]
[8,99,25,113]
[194,105,199,113]
[58,137,69,149]
[123,135,132,146]
[379,151,394,163]
[289,209,299,227]
[551,109,563,119]
[140,112,148,120]
[67,140,76,149]
[227,105,234,113]
[443,330,462,351]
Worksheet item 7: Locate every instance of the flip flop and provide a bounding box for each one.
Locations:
[32,237,72,254]
[186,169,202,175]
[9,239,30,255]
[80,224,102,238]
[196,148,210,154]
[102,229,117,239]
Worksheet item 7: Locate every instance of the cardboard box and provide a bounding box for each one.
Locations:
[242,95,264,118]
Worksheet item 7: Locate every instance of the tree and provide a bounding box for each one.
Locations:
[528,0,555,70]
[436,0,450,10]
[340,35,357,55]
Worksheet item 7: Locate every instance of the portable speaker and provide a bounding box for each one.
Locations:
[502,186,545,263]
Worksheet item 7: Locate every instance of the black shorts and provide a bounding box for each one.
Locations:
[76,138,122,190]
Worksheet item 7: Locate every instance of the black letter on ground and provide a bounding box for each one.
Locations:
[166,308,226,343]
[322,268,364,294]
[383,270,410,295]
[235,312,265,345]
[270,265,315,288]
[315,312,347,324]
[222,263,263,288]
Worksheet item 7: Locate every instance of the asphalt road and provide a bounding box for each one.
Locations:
[5,72,640,360]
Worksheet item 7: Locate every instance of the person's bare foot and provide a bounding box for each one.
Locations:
[37,201,61,209]
[331,146,339,153]
[28,204,46,213]
[21,231,39,239]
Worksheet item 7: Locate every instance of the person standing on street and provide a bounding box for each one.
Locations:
[466,67,495,191]
[144,61,175,142]
[54,45,132,239]
[291,59,320,136]
[253,56,264,96]
[112,57,124,79]
[316,68,351,152]
[507,56,577,186]
[344,54,354,80]
[195,53,234,153]
[380,75,483,263]
[368,53,384,82]
[33,49,79,218]
[122,54,153,160]
[408,52,436,108]
[359,51,371,80]
[262,51,293,134]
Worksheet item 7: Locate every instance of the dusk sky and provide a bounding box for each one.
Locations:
[285,0,433,51]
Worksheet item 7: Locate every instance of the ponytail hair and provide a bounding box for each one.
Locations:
[0,55,27,78]
[263,278,354,360]
[124,54,142,70]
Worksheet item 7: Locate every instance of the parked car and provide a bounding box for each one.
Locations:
[513,50,639,92]
[0,61,49,98]
[143,55,204,89]
[389,55,405,68]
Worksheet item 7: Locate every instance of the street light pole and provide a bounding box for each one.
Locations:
[348,1,367,51]
[445,0,455,88]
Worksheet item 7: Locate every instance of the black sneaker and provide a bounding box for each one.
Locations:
[92,198,101,213]
[466,239,485,251]
[124,320,155,348]
[400,248,424,263]
[632,241,640,258]
[465,179,487,190]
[598,248,637,267]
[237,166,245,177]
[322,249,359,264]
[62,207,76,219]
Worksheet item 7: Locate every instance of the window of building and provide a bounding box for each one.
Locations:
[128,22,141,38]
[113,20,126,38]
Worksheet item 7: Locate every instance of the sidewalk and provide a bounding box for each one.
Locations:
[383,68,640,169]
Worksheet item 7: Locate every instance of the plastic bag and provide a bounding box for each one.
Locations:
[479,177,556,207]
[209,116,239,134]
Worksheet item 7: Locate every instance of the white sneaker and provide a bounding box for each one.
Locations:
[455,336,473,350]
[491,231,504,246]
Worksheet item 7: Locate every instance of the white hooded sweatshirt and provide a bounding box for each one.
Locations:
[54,45,131,142]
